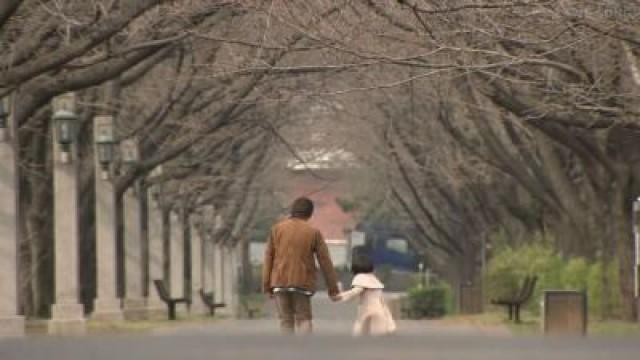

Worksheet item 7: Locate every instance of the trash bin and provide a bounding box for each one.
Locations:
[543,290,587,336]
[459,284,483,314]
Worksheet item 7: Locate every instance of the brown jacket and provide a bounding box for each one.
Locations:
[262,218,339,296]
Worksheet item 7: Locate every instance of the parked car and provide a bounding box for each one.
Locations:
[349,223,420,272]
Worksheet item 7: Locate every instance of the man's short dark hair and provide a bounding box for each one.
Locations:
[290,197,314,219]
[351,254,374,275]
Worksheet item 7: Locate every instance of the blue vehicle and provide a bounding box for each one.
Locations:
[349,223,420,272]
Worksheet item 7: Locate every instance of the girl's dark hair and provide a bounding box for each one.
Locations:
[351,254,374,275]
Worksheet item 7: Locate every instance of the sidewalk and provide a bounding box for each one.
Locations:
[150,292,510,337]
[151,318,511,337]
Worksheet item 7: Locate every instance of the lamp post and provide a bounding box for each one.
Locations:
[189,208,206,315]
[633,198,640,302]
[201,205,216,299]
[149,165,164,200]
[147,164,166,317]
[91,115,123,320]
[121,138,140,165]
[169,208,186,309]
[0,99,8,142]
[213,213,225,309]
[120,137,147,319]
[49,92,85,334]
[0,94,25,337]
[52,94,79,164]
[94,116,116,180]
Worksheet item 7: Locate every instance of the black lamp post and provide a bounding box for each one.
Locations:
[0,98,8,142]
[192,208,204,229]
[120,138,141,196]
[94,115,116,180]
[120,138,140,165]
[150,185,161,201]
[53,108,78,163]
[149,166,164,202]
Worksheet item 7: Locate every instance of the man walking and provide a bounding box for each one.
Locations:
[262,197,339,334]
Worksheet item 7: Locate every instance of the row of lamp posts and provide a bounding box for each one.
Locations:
[0,92,238,336]
[51,93,235,329]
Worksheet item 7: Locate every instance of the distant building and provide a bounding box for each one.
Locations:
[251,147,356,268]
[286,149,357,171]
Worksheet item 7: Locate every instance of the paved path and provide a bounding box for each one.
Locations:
[2,323,639,360]
[1,294,639,359]
[155,293,508,337]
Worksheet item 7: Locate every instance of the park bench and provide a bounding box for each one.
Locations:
[153,279,191,320]
[240,300,261,319]
[198,288,226,316]
[491,275,538,323]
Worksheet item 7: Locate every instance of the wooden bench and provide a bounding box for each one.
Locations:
[153,279,191,320]
[198,289,226,316]
[241,301,261,319]
[491,275,538,323]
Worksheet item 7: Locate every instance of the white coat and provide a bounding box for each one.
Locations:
[338,273,397,336]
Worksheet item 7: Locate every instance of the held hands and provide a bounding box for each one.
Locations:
[329,281,342,302]
[329,281,342,301]
[264,288,275,299]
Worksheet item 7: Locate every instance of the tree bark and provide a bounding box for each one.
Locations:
[611,166,638,321]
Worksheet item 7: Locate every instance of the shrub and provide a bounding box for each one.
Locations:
[586,259,623,318]
[562,258,589,291]
[486,241,565,314]
[406,285,452,319]
[486,236,623,318]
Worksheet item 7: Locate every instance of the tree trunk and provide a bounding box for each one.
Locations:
[20,113,54,318]
[240,239,252,294]
[611,169,638,321]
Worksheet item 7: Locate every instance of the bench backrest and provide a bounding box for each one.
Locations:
[199,288,215,305]
[518,276,538,303]
[154,279,171,302]
[515,276,532,300]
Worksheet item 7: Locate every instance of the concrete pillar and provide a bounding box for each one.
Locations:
[189,221,206,315]
[146,189,165,316]
[223,245,239,318]
[202,234,215,294]
[92,117,123,320]
[122,186,146,320]
[92,176,123,320]
[48,93,86,335]
[0,95,25,337]
[213,242,226,313]
[169,211,186,314]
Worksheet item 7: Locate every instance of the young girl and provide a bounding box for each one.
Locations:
[336,254,397,336]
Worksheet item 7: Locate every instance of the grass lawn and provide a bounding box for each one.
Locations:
[441,310,640,337]
[86,314,223,335]
[585,320,640,337]
[439,311,508,328]
[505,312,640,337]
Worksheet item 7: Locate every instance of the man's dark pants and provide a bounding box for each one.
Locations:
[274,292,313,334]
